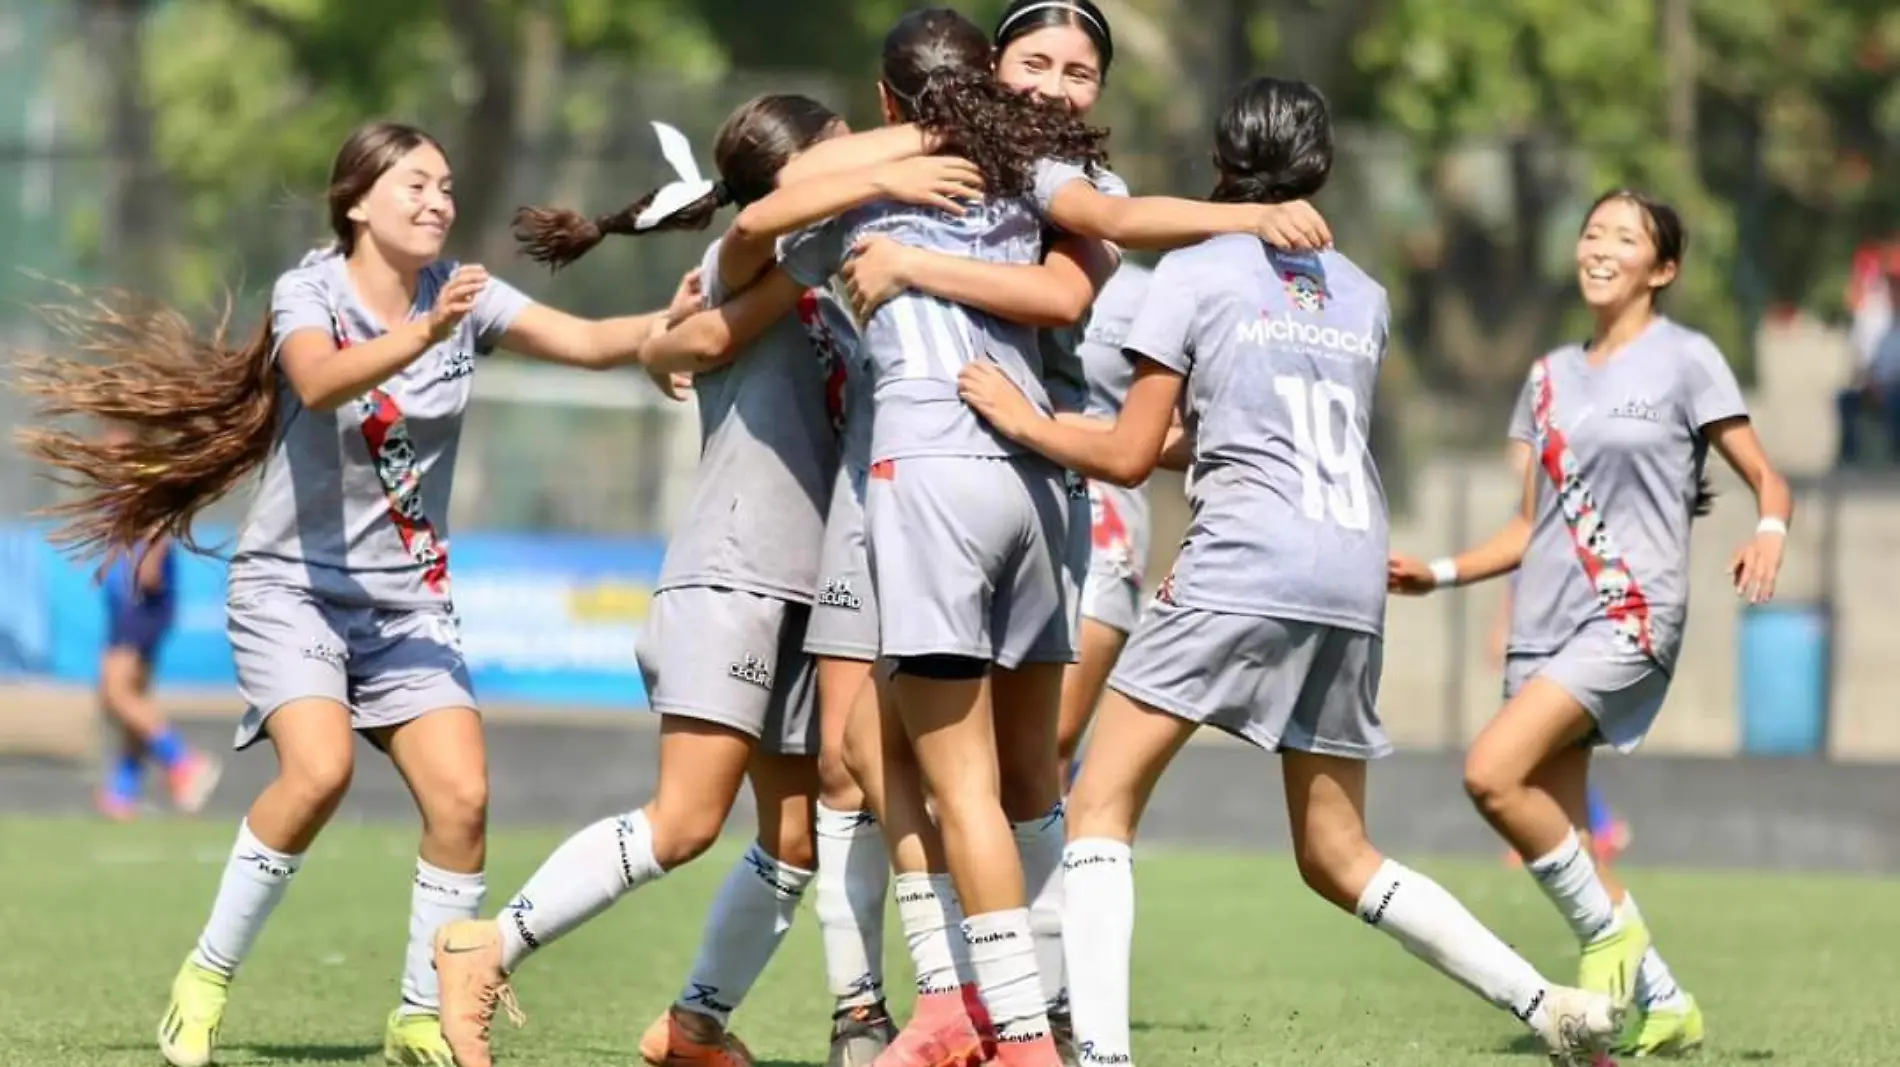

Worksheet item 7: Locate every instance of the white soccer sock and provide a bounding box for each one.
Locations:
[963,909,1050,1044]
[1357,858,1554,1030]
[674,842,814,1026]
[1061,838,1135,1066]
[815,803,890,1010]
[1622,895,1688,1011]
[497,809,665,973]
[895,872,968,995]
[191,820,303,978]
[1526,830,1621,944]
[401,859,485,1014]
[1014,803,1068,1016]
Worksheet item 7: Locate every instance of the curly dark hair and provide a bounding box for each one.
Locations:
[881,7,1108,198]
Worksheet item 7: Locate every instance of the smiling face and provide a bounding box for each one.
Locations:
[1575,195,1678,312]
[994,23,1103,114]
[346,142,455,266]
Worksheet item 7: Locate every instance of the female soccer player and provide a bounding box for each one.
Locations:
[92,438,222,822]
[1390,189,1792,1057]
[959,76,1626,1067]
[16,119,681,1067]
[431,96,989,1067]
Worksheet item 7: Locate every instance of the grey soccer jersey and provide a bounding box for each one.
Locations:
[232,249,531,608]
[1035,168,1132,413]
[1127,237,1390,636]
[1074,262,1153,421]
[777,159,1107,463]
[655,239,848,603]
[1505,317,1748,672]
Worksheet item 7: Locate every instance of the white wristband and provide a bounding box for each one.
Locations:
[1757,516,1788,537]
[1428,557,1460,588]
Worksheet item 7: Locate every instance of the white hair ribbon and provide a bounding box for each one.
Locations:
[634,121,719,231]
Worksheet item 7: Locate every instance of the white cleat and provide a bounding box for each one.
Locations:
[1535,986,1624,1066]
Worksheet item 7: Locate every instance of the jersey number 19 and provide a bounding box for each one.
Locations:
[1273,375,1371,532]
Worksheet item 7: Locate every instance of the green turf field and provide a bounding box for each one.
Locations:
[3,816,1896,1066]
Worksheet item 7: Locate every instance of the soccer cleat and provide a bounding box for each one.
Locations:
[168,752,224,815]
[1593,820,1633,865]
[433,920,524,1067]
[828,1002,900,1067]
[868,988,992,1067]
[1048,1008,1079,1067]
[1579,910,1651,1012]
[157,958,230,1067]
[1532,986,1624,1066]
[638,1007,756,1066]
[97,789,140,822]
[384,1009,455,1067]
[1616,994,1704,1057]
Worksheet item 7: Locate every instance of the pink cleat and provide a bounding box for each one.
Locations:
[167,752,223,815]
[870,988,992,1067]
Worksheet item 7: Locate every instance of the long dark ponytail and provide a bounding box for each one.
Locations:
[514,94,842,270]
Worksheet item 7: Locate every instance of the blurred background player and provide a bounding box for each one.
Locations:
[959,74,1624,1067]
[94,426,221,822]
[1391,188,1794,1058]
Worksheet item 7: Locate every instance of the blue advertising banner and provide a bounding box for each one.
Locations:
[1,524,663,709]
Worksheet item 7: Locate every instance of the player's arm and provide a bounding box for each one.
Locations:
[640,267,808,376]
[1157,407,1194,471]
[134,535,171,594]
[841,233,1103,327]
[1043,181,1331,252]
[1456,449,1539,582]
[717,158,983,294]
[774,124,937,188]
[500,303,669,371]
[959,359,1181,488]
[1708,416,1793,603]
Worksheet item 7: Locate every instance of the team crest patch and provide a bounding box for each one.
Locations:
[1282,271,1326,313]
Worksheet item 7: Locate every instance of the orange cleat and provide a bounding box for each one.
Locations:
[638,1008,755,1067]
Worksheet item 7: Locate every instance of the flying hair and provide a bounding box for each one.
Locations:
[10,120,442,560]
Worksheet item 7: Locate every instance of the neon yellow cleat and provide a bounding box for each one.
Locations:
[1617,994,1705,1057]
[384,1008,456,1067]
[1578,909,1651,1011]
[158,958,230,1067]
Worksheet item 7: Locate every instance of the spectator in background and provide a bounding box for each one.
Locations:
[1835,247,1900,466]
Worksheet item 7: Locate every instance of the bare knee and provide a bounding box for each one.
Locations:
[647,801,727,869]
[420,772,489,848]
[761,819,817,871]
[841,717,889,785]
[1462,751,1522,821]
[1063,767,1134,842]
[278,747,354,817]
[1292,825,1377,904]
[998,752,1060,823]
[817,743,864,808]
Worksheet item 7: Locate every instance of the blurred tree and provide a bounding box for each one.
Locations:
[1345,0,1900,413]
[122,0,720,299]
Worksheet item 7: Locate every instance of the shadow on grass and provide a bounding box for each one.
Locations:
[206,1043,381,1064]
